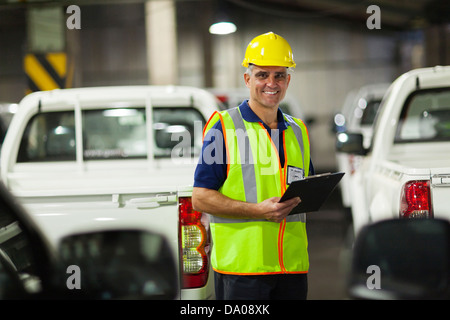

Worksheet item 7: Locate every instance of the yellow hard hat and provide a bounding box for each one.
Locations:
[242,32,296,68]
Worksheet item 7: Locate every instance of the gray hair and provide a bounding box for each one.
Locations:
[245,63,294,76]
[245,64,255,76]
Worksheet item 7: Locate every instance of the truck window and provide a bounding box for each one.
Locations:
[17,111,76,162]
[83,108,147,159]
[17,107,206,162]
[152,107,205,158]
[360,99,382,126]
[395,88,450,143]
[83,107,205,159]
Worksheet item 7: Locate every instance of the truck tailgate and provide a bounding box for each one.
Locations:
[431,169,450,220]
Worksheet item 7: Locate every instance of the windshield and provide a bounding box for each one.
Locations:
[17,107,206,162]
[395,88,450,143]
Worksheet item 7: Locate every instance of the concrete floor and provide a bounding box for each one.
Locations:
[306,189,353,300]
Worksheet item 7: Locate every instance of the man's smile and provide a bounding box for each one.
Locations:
[263,90,279,95]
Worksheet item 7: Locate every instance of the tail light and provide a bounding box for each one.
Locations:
[349,154,363,175]
[179,197,210,288]
[349,155,356,174]
[400,180,433,218]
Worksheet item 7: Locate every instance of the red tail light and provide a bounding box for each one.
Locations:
[179,197,210,288]
[400,180,433,218]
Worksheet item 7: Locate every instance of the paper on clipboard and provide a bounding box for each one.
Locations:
[279,172,345,215]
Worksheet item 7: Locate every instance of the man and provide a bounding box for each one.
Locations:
[192,32,313,300]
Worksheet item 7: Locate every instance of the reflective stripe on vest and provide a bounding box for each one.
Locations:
[229,107,257,204]
[210,107,306,224]
[205,107,310,275]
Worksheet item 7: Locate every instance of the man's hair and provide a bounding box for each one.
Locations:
[245,63,293,76]
[245,64,255,76]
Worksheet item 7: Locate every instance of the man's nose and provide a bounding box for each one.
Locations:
[266,74,277,86]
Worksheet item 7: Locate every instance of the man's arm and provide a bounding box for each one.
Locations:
[192,187,300,224]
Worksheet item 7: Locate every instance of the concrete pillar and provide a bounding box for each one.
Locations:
[25,7,69,93]
[425,25,450,67]
[200,1,213,88]
[145,0,177,85]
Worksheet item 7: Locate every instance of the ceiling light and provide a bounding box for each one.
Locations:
[209,21,237,35]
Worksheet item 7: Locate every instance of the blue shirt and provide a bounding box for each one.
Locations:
[194,100,314,190]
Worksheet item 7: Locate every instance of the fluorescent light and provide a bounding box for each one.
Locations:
[103,108,138,117]
[209,21,237,35]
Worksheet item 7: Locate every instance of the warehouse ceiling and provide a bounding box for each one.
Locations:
[0,0,449,30]
[228,0,450,29]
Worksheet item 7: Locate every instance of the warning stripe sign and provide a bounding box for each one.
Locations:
[24,52,68,93]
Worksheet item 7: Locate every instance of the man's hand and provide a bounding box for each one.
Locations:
[257,197,301,223]
[192,187,301,223]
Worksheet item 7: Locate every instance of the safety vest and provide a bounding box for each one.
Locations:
[203,107,311,275]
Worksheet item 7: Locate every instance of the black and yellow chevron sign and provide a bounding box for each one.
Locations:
[24,52,71,94]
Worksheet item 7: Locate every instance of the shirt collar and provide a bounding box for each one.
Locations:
[238,100,289,131]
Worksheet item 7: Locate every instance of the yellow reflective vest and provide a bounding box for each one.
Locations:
[203,107,311,275]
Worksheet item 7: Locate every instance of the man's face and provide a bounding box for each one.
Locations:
[244,65,291,110]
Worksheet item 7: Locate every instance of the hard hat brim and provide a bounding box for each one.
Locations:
[242,60,296,68]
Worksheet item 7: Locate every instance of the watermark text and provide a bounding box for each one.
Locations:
[66,5,81,30]
[366,5,381,30]
[366,265,381,290]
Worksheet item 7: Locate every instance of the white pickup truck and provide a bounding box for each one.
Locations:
[0,85,220,299]
[337,66,450,236]
[334,83,389,209]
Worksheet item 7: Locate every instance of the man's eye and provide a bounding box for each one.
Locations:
[256,73,268,79]
[275,73,287,79]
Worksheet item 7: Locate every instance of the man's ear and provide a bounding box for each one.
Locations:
[243,73,250,88]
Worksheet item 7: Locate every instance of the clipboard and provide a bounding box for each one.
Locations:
[279,172,345,215]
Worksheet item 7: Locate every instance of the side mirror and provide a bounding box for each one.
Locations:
[335,132,368,155]
[348,219,450,300]
[55,229,178,300]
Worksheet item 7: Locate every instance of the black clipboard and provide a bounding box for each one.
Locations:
[279,172,345,215]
